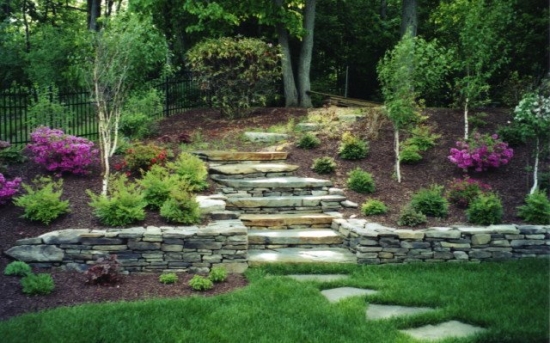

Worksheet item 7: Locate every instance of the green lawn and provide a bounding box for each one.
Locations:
[1,259,548,343]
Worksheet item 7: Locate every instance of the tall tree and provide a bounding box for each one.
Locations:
[400,0,417,37]
[297,0,316,107]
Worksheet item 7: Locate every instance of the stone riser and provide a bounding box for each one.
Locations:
[219,188,330,197]
[226,207,340,214]
[247,224,333,230]
[249,244,344,249]
[212,172,295,179]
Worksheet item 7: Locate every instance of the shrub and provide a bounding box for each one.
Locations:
[448,131,514,172]
[87,174,147,226]
[0,145,26,165]
[21,273,55,295]
[296,133,321,149]
[139,165,190,210]
[311,156,336,174]
[85,255,122,286]
[466,193,503,225]
[0,173,22,205]
[347,168,375,193]
[159,273,179,285]
[399,144,423,164]
[186,37,281,117]
[410,185,449,217]
[188,275,213,291]
[14,177,69,225]
[517,190,550,224]
[447,177,492,208]
[27,127,98,175]
[160,189,201,224]
[167,153,208,192]
[397,206,427,227]
[361,199,388,216]
[119,89,162,139]
[118,142,170,176]
[119,113,157,140]
[405,125,441,151]
[338,132,369,160]
[497,123,526,147]
[208,267,227,283]
[4,261,32,277]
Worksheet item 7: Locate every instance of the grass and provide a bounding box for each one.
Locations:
[0,259,548,343]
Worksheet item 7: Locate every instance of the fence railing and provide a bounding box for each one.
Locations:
[0,77,207,145]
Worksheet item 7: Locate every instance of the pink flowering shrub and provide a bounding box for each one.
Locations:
[0,173,22,204]
[448,132,513,172]
[447,176,492,208]
[27,127,98,175]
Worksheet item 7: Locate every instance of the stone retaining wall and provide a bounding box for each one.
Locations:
[5,220,248,274]
[333,219,550,264]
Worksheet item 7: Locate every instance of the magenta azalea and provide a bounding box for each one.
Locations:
[448,132,513,172]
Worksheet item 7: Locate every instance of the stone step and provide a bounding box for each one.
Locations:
[240,213,335,229]
[193,151,287,162]
[226,195,346,209]
[248,247,357,264]
[213,176,332,189]
[209,164,299,177]
[248,229,343,245]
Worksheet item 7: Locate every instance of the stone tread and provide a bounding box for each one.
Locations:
[193,151,287,161]
[213,176,332,188]
[227,195,346,208]
[240,213,335,227]
[248,247,357,264]
[248,229,343,245]
[209,164,299,175]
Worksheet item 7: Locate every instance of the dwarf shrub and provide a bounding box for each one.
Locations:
[85,255,122,286]
[159,273,179,285]
[0,173,22,205]
[189,275,213,291]
[160,189,201,224]
[338,132,369,160]
[447,177,492,208]
[517,190,550,224]
[4,261,32,277]
[14,177,69,225]
[139,165,191,210]
[21,273,55,295]
[347,168,375,194]
[400,144,423,164]
[119,89,162,139]
[448,131,513,172]
[27,127,98,175]
[361,199,388,216]
[397,206,427,227]
[119,142,170,176]
[466,193,503,225]
[405,125,441,151]
[208,267,228,283]
[297,133,321,149]
[167,153,208,192]
[410,185,449,217]
[311,156,336,174]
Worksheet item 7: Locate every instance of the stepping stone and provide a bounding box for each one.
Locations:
[400,320,487,341]
[227,195,346,208]
[322,287,379,303]
[193,151,287,161]
[244,132,289,143]
[213,176,332,188]
[210,163,299,175]
[248,247,357,264]
[366,304,436,320]
[248,229,343,245]
[285,274,350,282]
[240,213,335,228]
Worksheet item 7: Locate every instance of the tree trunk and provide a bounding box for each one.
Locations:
[395,128,402,183]
[273,0,299,107]
[380,0,387,20]
[464,97,469,140]
[400,0,417,37]
[298,0,316,108]
[530,137,540,195]
[87,0,101,31]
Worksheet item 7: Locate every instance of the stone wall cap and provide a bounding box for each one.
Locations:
[40,229,90,244]
[457,225,519,234]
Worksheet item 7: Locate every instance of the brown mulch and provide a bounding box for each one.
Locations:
[0,106,546,321]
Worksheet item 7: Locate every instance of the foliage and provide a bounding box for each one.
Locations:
[405,125,441,151]
[208,267,228,283]
[85,255,122,286]
[14,177,69,225]
[159,273,179,285]
[346,168,375,194]
[166,153,209,192]
[466,193,503,225]
[311,157,336,174]
[20,273,55,295]
[448,132,513,172]
[4,261,32,277]
[186,36,281,117]
[119,88,163,139]
[0,173,22,205]
[397,205,427,227]
[159,189,201,225]
[87,174,147,226]
[447,177,492,208]
[361,199,388,216]
[188,275,213,291]
[27,127,98,175]
[139,165,189,210]
[0,145,27,166]
[399,144,422,164]
[338,132,368,160]
[119,113,157,140]
[517,190,550,225]
[469,112,488,129]
[497,123,527,147]
[26,87,74,129]
[410,185,449,218]
[296,133,321,149]
[117,143,170,176]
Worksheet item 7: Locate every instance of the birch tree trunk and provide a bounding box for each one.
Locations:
[464,97,469,140]
[530,137,540,195]
[395,128,402,183]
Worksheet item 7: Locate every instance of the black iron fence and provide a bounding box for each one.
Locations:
[0,77,207,145]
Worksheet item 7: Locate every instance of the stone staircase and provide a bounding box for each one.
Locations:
[195,151,357,265]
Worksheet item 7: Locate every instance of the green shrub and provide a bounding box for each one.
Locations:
[346,168,375,194]
[404,125,441,151]
[21,273,55,295]
[160,189,201,224]
[447,177,492,208]
[167,152,208,192]
[410,185,449,217]
[466,193,503,225]
[119,88,162,139]
[397,206,427,227]
[517,190,550,224]
[311,156,336,174]
[399,144,423,164]
[0,146,26,165]
[338,132,369,160]
[159,273,179,284]
[139,165,190,210]
[14,177,69,225]
[208,267,228,283]
[296,133,321,149]
[4,261,32,277]
[120,142,171,175]
[188,275,213,291]
[361,199,388,216]
[119,113,157,140]
[497,123,526,147]
[87,175,147,226]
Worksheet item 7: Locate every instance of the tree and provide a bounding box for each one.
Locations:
[400,0,417,37]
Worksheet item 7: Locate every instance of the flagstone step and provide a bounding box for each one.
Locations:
[193,151,288,162]
[213,176,332,189]
[240,213,335,229]
[248,229,343,246]
[226,195,346,210]
[209,164,299,177]
[248,247,357,264]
